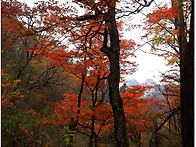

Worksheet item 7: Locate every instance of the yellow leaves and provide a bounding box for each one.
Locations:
[150,36,161,50]
[143,3,181,52]
[105,23,111,30]
[168,58,178,65]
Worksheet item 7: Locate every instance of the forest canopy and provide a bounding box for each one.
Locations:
[1,0,193,146]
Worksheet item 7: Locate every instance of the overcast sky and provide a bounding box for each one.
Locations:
[21,0,169,84]
[123,0,169,83]
[125,0,170,83]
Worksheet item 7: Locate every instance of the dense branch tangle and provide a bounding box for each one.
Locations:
[73,1,155,147]
[1,1,159,147]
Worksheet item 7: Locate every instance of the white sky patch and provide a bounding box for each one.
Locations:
[122,0,170,84]
[123,20,168,84]
[126,51,168,83]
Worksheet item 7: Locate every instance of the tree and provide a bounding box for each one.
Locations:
[142,0,194,146]
[179,0,194,146]
[41,21,137,146]
[3,0,180,146]
[13,0,153,145]
[121,85,157,147]
[72,0,154,146]
[1,1,80,146]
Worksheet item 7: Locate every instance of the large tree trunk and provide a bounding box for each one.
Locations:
[101,7,129,147]
[108,55,129,147]
[180,1,194,147]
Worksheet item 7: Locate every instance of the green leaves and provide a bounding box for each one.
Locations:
[28,66,35,72]
[63,126,75,145]
[25,73,31,77]
[1,76,6,81]
[7,75,15,80]
[88,120,92,123]
[16,62,23,67]
[41,107,49,114]
[25,66,35,78]
[34,116,43,123]
[1,74,20,86]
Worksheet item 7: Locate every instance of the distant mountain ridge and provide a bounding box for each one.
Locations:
[126,78,142,86]
[144,79,156,85]
[127,78,157,86]
[126,78,165,100]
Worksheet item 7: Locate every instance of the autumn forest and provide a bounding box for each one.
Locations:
[1,0,194,147]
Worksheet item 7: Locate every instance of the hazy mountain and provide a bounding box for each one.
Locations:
[127,78,142,86]
[144,79,156,85]
[123,78,165,109]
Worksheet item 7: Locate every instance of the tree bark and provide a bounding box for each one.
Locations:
[101,7,129,147]
[180,1,194,147]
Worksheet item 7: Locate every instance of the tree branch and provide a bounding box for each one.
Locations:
[152,107,180,134]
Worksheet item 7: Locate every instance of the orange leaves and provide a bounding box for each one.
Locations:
[142,1,185,72]
[48,93,81,125]
[1,0,30,17]
[1,70,23,108]
[120,85,156,134]
[26,47,39,52]
[172,28,180,38]
[1,1,34,51]
[26,39,71,67]
[146,4,179,24]
[94,104,112,120]
[56,93,78,114]
[2,16,30,50]
[143,4,179,36]
[63,93,78,103]
[28,109,40,117]
[120,39,137,76]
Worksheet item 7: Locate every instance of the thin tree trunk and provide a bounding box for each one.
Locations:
[89,115,95,147]
[89,97,96,147]
[69,71,86,145]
